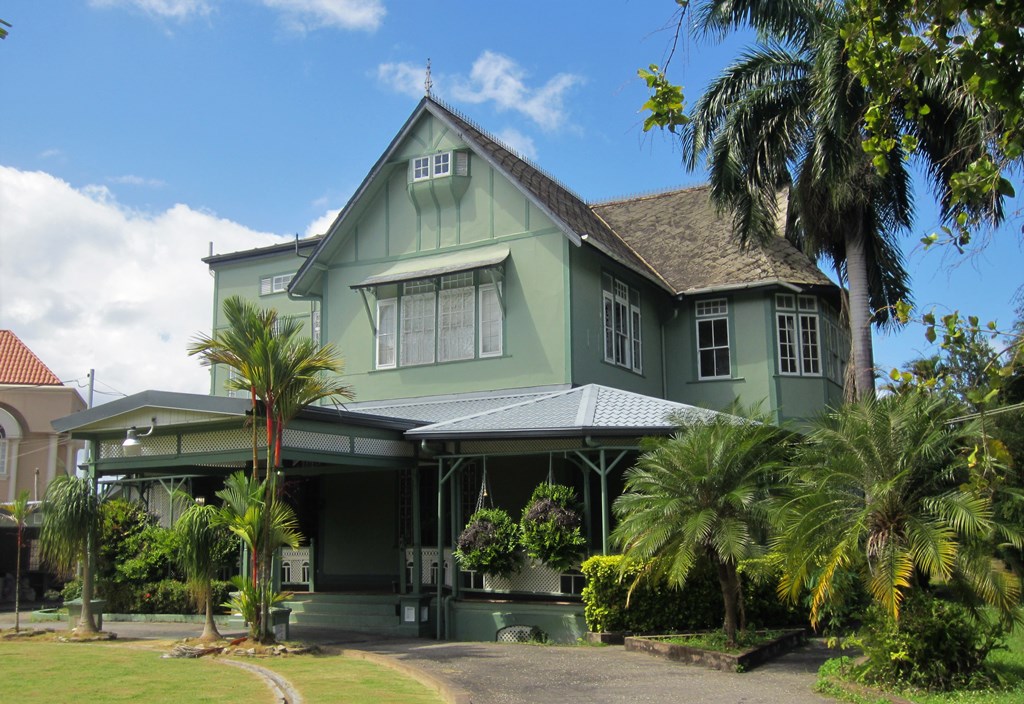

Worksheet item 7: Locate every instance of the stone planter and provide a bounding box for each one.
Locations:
[65,599,106,631]
[585,631,626,645]
[625,629,806,672]
[270,607,292,641]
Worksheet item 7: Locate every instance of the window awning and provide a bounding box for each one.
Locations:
[351,244,510,289]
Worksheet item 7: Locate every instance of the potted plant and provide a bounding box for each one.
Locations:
[454,508,521,577]
[519,483,586,571]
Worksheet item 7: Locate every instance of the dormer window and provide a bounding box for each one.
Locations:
[409,151,468,182]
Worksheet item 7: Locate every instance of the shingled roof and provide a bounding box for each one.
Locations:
[0,330,63,386]
[592,186,833,296]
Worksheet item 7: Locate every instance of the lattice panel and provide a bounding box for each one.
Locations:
[484,560,562,593]
[181,428,258,454]
[283,429,352,454]
[496,625,545,643]
[100,435,178,459]
[459,438,582,455]
[353,436,414,457]
[281,547,310,586]
[406,548,452,587]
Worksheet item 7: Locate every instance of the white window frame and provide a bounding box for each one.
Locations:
[376,298,398,369]
[438,273,476,363]
[478,283,503,358]
[433,152,451,177]
[776,294,822,376]
[412,156,431,181]
[602,273,643,373]
[696,298,731,380]
[311,307,321,348]
[260,273,293,296]
[410,151,465,182]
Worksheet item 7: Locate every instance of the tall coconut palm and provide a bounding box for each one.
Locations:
[677,0,999,399]
[40,475,101,634]
[776,392,1021,627]
[611,411,787,645]
[1,490,38,632]
[175,501,230,642]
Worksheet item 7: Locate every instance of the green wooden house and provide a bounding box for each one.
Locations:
[54,97,846,642]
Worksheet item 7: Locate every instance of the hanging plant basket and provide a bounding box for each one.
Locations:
[454,507,522,578]
[519,483,586,572]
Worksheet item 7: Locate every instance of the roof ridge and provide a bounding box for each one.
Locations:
[427,96,590,204]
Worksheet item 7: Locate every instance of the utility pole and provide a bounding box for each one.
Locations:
[87,368,95,408]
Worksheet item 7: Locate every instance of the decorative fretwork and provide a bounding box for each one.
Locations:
[458,438,584,455]
[282,429,351,454]
[182,428,258,454]
[281,547,311,587]
[406,548,452,587]
[353,436,414,457]
[100,434,177,459]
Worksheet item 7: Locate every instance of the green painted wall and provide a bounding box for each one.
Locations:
[209,250,318,396]
[567,244,665,397]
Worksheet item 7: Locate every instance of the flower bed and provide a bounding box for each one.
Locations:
[625,629,806,672]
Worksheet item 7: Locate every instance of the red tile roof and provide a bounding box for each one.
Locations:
[0,330,63,386]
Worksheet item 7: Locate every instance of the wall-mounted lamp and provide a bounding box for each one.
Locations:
[123,418,157,457]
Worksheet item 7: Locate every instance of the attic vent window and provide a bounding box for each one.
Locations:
[409,151,468,182]
[260,273,293,296]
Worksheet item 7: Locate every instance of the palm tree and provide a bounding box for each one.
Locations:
[190,296,353,642]
[214,471,303,642]
[677,0,998,399]
[40,475,101,634]
[611,411,787,645]
[175,501,229,642]
[776,392,1021,627]
[1,490,38,632]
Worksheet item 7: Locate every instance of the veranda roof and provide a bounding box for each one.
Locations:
[404,384,723,440]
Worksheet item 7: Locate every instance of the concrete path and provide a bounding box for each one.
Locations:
[0,615,839,703]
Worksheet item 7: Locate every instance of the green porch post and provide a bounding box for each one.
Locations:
[412,465,422,596]
[436,459,444,640]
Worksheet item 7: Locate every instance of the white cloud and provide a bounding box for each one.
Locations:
[110,174,167,188]
[305,208,339,236]
[88,0,213,20]
[495,128,538,161]
[261,0,385,32]
[379,52,582,131]
[90,0,384,31]
[376,61,429,99]
[0,166,286,400]
[39,148,63,160]
[451,51,583,131]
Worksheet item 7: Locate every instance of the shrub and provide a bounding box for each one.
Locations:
[454,507,521,577]
[581,554,803,634]
[519,483,587,572]
[855,591,1004,691]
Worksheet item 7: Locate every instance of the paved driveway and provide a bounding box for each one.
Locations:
[1,615,838,703]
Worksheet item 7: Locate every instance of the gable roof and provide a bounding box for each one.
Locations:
[0,330,63,386]
[592,186,833,296]
[289,97,833,299]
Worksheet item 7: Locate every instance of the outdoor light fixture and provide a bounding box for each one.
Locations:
[122,418,156,457]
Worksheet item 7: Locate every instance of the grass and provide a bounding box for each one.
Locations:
[662,629,787,654]
[261,649,444,704]
[816,629,1024,704]
[0,636,444,704]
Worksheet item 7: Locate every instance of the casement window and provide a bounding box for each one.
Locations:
[375,269,503,369]
[602,273,642,373]
[776,294,821,376]
[260,273,293,296]
[311,307,321,348]
[696,298,731,379]
[822,311,849,385]
[409,151,469,182]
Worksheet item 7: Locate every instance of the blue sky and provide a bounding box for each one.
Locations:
[0,1,1020,403]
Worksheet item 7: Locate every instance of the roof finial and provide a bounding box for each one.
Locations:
[424,57,433,97]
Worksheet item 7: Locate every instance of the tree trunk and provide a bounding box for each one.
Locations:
[199,591,222,642]
[77,532,99,634]
[14,523,22,632]
[844,226,876,400]
[716,560,741,646]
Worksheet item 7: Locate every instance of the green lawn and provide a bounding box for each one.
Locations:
[0,638,443,704]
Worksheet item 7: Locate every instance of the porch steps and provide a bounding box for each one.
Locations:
[282,593,405,634]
